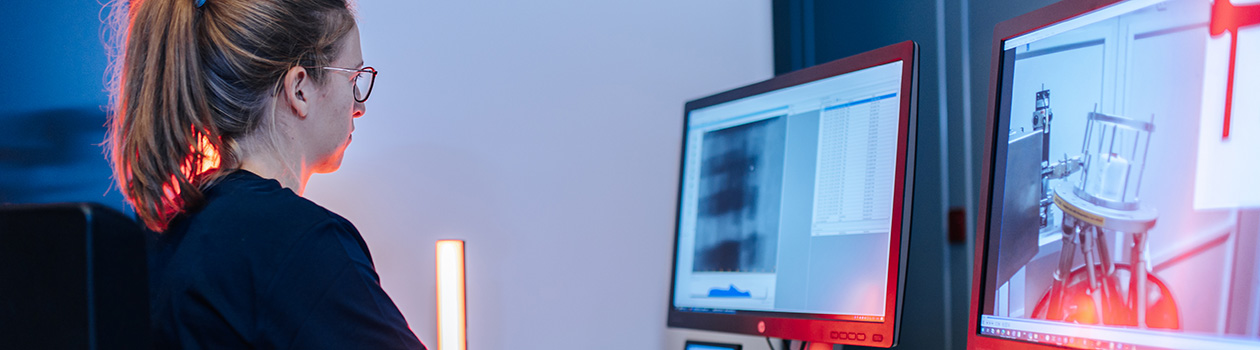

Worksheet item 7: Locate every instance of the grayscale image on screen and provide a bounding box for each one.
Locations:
[692,116,787,273]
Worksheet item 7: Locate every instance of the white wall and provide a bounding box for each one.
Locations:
[302,1,772,349]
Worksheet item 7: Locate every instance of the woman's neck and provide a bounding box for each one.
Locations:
[234,133,311,196]
[239,157,309,195]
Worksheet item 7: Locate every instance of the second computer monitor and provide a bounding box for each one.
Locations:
[667,41,919,347]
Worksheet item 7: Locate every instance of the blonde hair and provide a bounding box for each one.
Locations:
[105,0,355,231]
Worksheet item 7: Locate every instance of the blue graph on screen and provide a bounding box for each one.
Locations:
[708,284,752,298]
[687,345,739,350]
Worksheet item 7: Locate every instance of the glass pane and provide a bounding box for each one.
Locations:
[354,73,372,101]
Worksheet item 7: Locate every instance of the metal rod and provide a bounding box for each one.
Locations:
[1108,125,1118,159]
[1081,120,1097,191]
[1134,114,1154,201]
[1121,147,1132,203]
[1082,109,1094,154]
[1133,232,1148,329]
[1049,222,1080,320]
[1083,227,1099,291]
[1094,226,1117,324]
[1096,227,1114,275]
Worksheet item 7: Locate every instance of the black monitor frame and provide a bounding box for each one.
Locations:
[666,41,919,348]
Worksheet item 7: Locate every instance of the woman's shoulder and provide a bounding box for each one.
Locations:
[168,170,362,263]
[149,171,384,348]
[203,170,350,230]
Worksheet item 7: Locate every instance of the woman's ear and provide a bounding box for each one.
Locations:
[281,66,311,118]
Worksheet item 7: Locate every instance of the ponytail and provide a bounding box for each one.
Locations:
[106,0,354,232]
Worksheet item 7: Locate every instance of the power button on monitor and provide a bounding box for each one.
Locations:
[873,334,884,342]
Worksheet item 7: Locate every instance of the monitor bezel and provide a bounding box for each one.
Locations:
[968,0,1131,349]
[666,40,919,348]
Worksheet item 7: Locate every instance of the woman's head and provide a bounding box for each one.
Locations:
[271,26,368,176]
[107,0,360,231]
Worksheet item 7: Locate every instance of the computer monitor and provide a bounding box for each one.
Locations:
[667,41,918,347]
[971,0,1260,349]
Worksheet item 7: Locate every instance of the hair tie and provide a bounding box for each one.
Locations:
[196,0,206,8]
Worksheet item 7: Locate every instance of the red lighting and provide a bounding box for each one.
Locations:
[1210,0,1260,139]
[1032,265,1180,330]
[192,133,220,176]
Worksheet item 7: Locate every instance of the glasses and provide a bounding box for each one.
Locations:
[319,66,377,103]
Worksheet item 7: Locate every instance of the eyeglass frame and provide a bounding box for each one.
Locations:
[317,66,377,103]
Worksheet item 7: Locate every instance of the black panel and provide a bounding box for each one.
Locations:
[0,203,150,349]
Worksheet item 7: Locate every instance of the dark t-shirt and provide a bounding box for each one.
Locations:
[148,170,426,349]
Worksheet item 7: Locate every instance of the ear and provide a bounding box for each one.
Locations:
[280,66,311,118]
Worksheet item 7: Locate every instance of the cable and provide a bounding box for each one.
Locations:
[799,341,809,350]
[766,337,776,350]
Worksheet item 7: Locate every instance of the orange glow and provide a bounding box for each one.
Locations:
[435,240,467,350]
[194,133,220,175]
[176,132,221,181]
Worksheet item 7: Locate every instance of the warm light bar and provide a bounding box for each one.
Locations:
[435,240,467,350]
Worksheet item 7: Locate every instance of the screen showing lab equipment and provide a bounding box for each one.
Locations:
[975,0,1260,349]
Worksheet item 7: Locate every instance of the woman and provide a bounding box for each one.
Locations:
[106,0,425,348]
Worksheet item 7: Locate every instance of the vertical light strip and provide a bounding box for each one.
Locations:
[957,2,976,349]
[935,0,953,349]
[802,0,815,67]
[959,0,976,286]
[436,240,467,350]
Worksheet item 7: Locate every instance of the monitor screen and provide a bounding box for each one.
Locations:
[667,41,918,348]
[973,0,1260,349]
[684,340,743,350]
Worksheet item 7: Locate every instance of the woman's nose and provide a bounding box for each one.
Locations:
[353,100,366,118]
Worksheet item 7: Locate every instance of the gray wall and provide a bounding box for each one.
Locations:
[305,1,773,348]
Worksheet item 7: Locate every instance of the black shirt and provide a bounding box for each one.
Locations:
[149,170,426,349]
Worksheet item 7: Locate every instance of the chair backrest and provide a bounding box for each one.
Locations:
[0,202,149,349]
